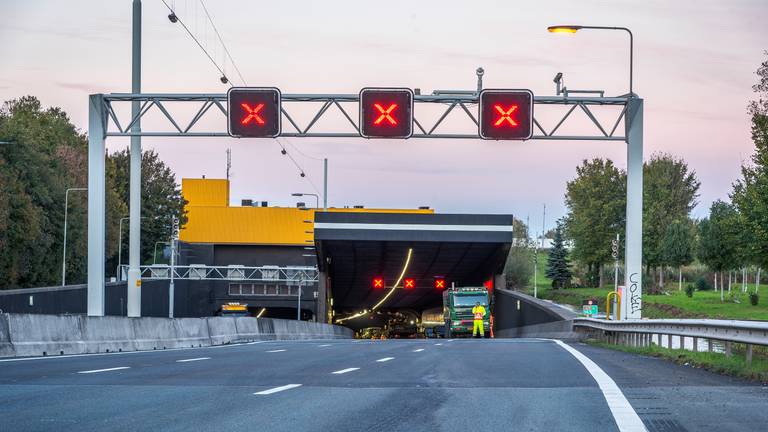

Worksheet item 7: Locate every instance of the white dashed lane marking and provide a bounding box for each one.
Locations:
[77,367,130,374]
[254,384,302,395]
[266,350,286,353]
[332,368,360,374]
[176,357,210,363]
[413,349,425,352]
[376,357,395,363]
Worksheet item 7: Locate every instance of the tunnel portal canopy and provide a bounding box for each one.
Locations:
[314,212,514,317]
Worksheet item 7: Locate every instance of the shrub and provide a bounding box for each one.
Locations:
[749,292,759,306]
[503,246,533,290]
[685,284,695,298]
[695,276,712,291]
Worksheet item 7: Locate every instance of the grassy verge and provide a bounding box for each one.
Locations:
[585,339,768,383]
[522,261,768,320]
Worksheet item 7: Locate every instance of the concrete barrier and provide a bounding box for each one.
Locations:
[0,313,353,358]
[0,314,15,357]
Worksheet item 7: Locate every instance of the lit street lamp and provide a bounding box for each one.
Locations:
[292,192,319,209]
[547,25,634,97]
[62,188,87,286]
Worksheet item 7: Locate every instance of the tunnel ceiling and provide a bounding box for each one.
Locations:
[314,212,514,311]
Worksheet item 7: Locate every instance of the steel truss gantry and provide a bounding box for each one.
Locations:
[87,91,644,322]
[97,93,629,141]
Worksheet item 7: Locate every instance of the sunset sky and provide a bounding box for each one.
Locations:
[1,0,766,236]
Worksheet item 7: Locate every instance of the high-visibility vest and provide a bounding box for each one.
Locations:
[472,305,486,320]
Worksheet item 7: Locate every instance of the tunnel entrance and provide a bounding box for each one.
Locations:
[314,212,514,335]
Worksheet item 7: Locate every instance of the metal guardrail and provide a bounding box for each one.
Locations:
[573,317,768,365]
[119,265,319,283]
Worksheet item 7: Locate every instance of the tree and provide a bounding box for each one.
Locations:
[546,223,572,289]
[108,149,187,268]
[732,52,768,292]
[643,153,700,288]
[504,217,533,290]
[697,201,741,301]
[661,219,695,291]
[564,158,626,287]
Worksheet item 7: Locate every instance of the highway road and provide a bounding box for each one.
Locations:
[0,338,766,431]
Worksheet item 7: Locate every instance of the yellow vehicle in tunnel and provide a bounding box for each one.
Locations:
[443,287,490,338]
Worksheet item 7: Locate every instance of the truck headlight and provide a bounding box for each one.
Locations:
[452,321,460,326]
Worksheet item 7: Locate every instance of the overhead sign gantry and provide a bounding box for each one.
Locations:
[86,85,643,322]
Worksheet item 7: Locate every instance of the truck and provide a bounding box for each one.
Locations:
[443,287,490,337]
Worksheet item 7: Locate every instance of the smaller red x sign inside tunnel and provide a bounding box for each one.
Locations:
[373,277,384,288]
[404,278,415,289]
[434,279,445,289]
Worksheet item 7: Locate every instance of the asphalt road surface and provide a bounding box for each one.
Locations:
[1,338,766,431]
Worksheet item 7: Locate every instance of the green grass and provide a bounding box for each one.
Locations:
[586,339,768,383]
[523,260,768,320]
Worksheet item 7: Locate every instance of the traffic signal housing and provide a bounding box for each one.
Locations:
[478,89,534,140]
[359,88,414,138]
[227,87,281,138]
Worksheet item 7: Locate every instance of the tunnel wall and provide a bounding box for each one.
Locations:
[494,289,580,340]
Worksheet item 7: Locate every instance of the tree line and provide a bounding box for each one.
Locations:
[559,54,768,295]
[0,96,187,289]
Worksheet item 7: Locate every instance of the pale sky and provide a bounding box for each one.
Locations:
[1,0,766,236]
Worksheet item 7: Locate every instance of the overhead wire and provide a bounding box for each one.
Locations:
[159,0,235,86]
[198,0,247,86]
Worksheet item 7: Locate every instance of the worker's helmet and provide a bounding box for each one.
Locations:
[475,301,480,305]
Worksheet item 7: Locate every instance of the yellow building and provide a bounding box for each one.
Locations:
[180,178,433,246]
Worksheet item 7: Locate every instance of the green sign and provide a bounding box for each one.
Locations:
[582,300,598,317]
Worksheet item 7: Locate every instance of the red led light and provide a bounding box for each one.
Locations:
[404,278,415,289]
[434,278,445,289]
[359,88,414,138]
[373,277,384,289]
[493,104,518,127]
[241,103,265,126]
[478,89,533,140]
[373,103,398,125]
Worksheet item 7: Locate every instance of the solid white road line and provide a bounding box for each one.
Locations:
[77,366,130,374]
[332,368,360,374]
[266,349,286,353]
[376,357,395,362]
[254,384,302,395]
[551,340,647,432]
[246,341,266,345]
[176,357,210,363]
[413,348,425,352]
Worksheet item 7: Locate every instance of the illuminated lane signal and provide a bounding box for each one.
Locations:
[434,277,446,290]
[373,277,385,289]
[478,89,534,140]
[227,87,281,138]
[359,88,414,138]
[404,278,415,289]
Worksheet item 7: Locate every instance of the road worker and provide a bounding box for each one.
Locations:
[472,301,486,338]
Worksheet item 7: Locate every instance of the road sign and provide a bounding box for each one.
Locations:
[582,300,598,317]
[434,277,446,290]
[372,277,384,289]
[359,88,414,138]
[404,278,415,289]
[478,89,534,140]
[227,87,281,138]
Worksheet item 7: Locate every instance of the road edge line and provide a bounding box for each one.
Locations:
[550,339,647,432]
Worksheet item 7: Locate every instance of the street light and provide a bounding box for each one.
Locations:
[62,188,87,286]
[547,25,634,96]
[292,192,319,208]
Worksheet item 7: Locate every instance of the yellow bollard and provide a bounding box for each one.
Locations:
[606,292,621,320]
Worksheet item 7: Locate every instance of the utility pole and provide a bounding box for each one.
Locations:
[612,234,620,319]
[323,158,328,211]
[541,204,546,249]
[127,0,143,317]
[297,279,303,320]
[169,218,178,318]
[226,148,231,181]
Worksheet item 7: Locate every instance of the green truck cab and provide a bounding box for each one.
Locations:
[442,287,490,337]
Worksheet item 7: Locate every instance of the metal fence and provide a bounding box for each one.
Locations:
[119,265,319,283]
[573,317,768,365]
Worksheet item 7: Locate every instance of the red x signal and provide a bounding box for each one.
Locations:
[493,104,518,127]
[241,103,265,125]
[373,277,384,289]
[404,278,415,289]
[373,103,398,125]
[434,278,446,289]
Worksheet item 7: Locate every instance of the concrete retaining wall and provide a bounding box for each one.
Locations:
[0,313,352,358]
[494,289,581,340]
